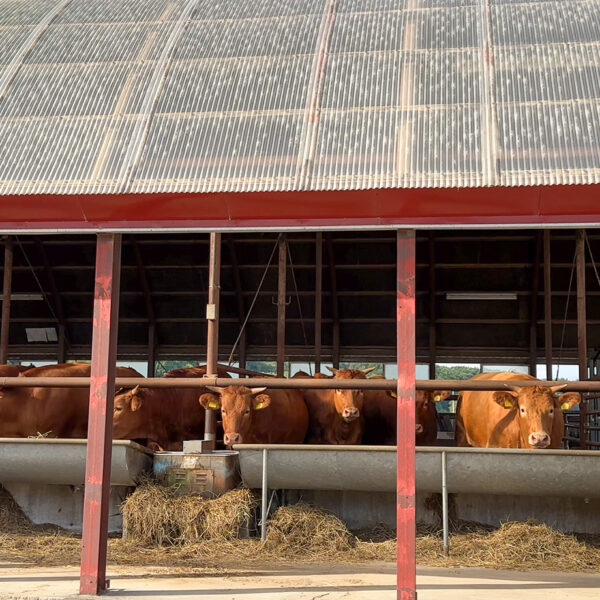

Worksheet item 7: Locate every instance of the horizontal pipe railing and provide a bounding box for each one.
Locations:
[3,377,600,391]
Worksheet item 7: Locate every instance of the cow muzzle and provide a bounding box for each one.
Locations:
[224,432,242,446]
[342,407,360,422]
[415,424,424,434]
[528,432,550,448]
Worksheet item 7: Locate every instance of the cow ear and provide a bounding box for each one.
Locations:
[557,392,581,411]
[253,394,271,411]
[130,394,143,412]
[199,393,221,410]
[433,391,450,402]
[493,391,518,410]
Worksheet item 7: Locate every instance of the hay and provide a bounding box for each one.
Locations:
[264,503,355,555]
[416,520,600,572]
[1,483,600,572]
[121,481,255,546]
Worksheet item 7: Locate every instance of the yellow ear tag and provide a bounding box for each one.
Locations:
[434,394,441,402]
[391,392,397,399]
[208,401,219,409]
[503,400,513,409]
[561,402,570,411]
[255,402,264,410]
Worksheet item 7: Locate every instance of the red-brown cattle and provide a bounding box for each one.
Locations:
[199,385,308,445]
[300,367,374,445]
[456,372,581,449]
[0,362,143,438]
[362,377,450,445]
[113,365,230,451]
[0,364,31,377]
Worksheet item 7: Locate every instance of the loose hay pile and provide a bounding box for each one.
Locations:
[417,520,600,572]
[264,503,355,556]
[1,481,600,572]
[121,480,256,546]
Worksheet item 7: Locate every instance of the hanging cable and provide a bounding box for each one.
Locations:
[556,249,577,380]
[287,242,311,375]
[227,234,282,365]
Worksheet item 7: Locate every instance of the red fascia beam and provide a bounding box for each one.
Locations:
[396,230,416,600]
[80,233,122,596]
[2,185,600,230]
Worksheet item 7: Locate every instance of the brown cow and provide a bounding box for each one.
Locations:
[300,367,374,445]
[0,362,143,438]
[0,364,31,377]
[362,377,450,445]
[455,372,581,449]
[199,385,308,446]
[113,365,230,451]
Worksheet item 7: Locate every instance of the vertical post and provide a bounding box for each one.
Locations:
[326,234,340,368]
[441,451,449,557]
[529,232,542,376]
[277,237,287,377]
[261,448,268,541]
[79,233,122,596]
[0,237,13,364]
[544,230,553,380]
[576,230,588,449]
[227,235,247,370]
[428,233,436,380]
[315,233,323,373]
[397,230,416,600]
[147,323,156,377]
[57,323,67,363]
[205,232,221,448]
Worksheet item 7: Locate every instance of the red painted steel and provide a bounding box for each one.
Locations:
[1,185,600,230]
[79,234,122,596]
[396,230,417,600]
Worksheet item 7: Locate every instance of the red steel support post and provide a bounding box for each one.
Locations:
[79,233,122,595]
[396,230,416,600]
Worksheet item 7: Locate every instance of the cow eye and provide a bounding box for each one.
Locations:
[520,407,526,414]
[245,409,250,415]
[549,408,554,415]
[222,409,226,415]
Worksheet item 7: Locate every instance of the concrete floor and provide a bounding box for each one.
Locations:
[1,562,599,600]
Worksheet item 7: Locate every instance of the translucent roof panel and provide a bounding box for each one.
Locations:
[1,0,600,195]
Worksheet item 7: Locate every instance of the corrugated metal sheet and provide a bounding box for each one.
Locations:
[1,0,600,194]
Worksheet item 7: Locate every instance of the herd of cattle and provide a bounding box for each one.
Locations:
[0,363,581,452]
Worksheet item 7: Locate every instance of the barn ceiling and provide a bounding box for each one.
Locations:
[2,229,599,365]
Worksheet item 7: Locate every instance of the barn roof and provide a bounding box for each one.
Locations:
[1,0,600,197]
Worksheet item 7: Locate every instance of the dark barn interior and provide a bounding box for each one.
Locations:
[2,229,598,372]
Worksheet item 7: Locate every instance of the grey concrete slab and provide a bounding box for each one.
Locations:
[1,563,600,600]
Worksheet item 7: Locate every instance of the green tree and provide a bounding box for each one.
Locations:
[435,365,479,380]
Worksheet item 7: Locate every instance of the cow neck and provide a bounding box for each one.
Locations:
[332,414,361,444]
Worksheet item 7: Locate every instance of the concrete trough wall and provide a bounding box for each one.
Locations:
[237,445,600,535]
[0,439,152,531]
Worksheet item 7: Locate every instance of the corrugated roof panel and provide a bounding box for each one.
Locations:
[1,0,600,195]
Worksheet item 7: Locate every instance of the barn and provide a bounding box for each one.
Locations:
[2,0,600,598]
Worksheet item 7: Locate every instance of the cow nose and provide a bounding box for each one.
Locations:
[224,433,241,446]
[342,407,359,421]
[415,424,423,434]
[529,432,550,448]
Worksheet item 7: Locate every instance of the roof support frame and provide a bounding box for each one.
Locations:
[131,238,156,376]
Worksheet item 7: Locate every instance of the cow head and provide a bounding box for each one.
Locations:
[112,385,144,439]
[199,386,270,446]
[326,367,375,422]
[415,390,450,436]
[493,384,580,448]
